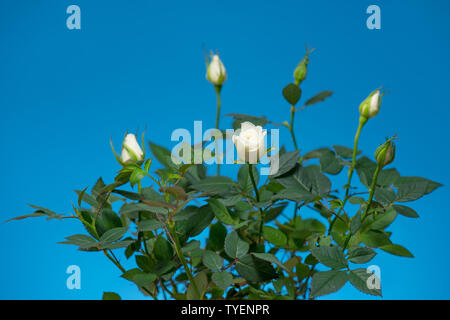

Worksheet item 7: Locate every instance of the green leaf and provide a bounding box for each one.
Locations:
[186,270,208,300]
[395,181,429,202]
[392,205,419,218]
[304,254,319,265]
[380,244,414,257]
[202,250,224,271]
[301,165,331,196]
[101,240,134,250]
[333,145,361,159]
[310,270,348,298]
[377,168,400,187]
[207,199,235,225]
[277,165,330,197]
[349,268,382,296]
[310,246,347,269]
[303,148,343,175]
[356,156,377,187]
[129,168,147,187]
[99,227,127,243]
[166,186,188,201]
[291,218,327,241]
[374,187,396,205]
[263,226,287,246]
[138,219,165,232]
[58,234,97,248]
[176,205,214,237]
[394,176,442,195]
[226,113,269,131]
[360,230,391,248]
[208,222,227,251]
[271,188,315,202]
[112,189,141,200]
[119,203,168,219]
[6,212,47,222]
[348,247,377,264]
[224,231,249,259]
[282,83,302,105]
[142,187,165,202]
[191,176,236,194]
[121,268,157,287]
[102,292,121,300]
[271,150,300,178]
[296,263,310,281]
[149,141,176,169]
[264,203,288,223]
[74,190,99,208]
[370,207,397,230]
[251,253,289,271]
[94,208,123,236]
[235,254,277,283]
[219,195,243,207]
[304,90,333,107]
[153,236,174,261]
[212,271,233,290]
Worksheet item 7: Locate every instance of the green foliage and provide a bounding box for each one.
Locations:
[310,270,348,298]
[348,269,382,296]
[282,83,302,105]
[224,231,249,259]
[9,49,441,301]
[102,292,122,300]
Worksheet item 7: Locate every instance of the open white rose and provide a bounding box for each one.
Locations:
[120,133,144,164]
[232,121,267,164]
[206,54,227,86]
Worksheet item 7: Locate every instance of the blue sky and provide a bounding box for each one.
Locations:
[1,0,449,299]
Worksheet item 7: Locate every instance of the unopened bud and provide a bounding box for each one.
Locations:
[293,50,311,86]
[121,133,144,164]
[374,138,396,167]
[206,54,227,86]
[359,89,383,119]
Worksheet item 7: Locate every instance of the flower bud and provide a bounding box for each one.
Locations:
[120,133,144,164]
[232,121,267,164]
[293,50,311,86]
[359,89,383,119]
[374,138,396,167]
[206,54,227,86]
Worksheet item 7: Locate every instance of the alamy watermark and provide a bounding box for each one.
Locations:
[366,265,381,290]
[66,5,81,30]
[170,121,279,176]
[66,265,81,290]
[366,5,381,30]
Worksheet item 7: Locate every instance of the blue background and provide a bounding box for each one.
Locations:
[1,0,449,299]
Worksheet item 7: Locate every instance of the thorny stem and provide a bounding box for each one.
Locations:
[342,163,382,251]
[103,249,155,298]
[288,104,302,220]
[159,279,175,299]
[328,118,366,235]
[168,223,201,299]
[214,85,222,176]
[361,163,382,222]
[248,164,265,245]
[289,105,299,151]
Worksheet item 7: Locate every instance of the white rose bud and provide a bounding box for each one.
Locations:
[232,121,267,164]
[359,89,383,120]
[206,54,227,86]
[120,133,144,164]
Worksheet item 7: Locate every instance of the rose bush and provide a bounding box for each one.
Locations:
[9,50,441,300]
